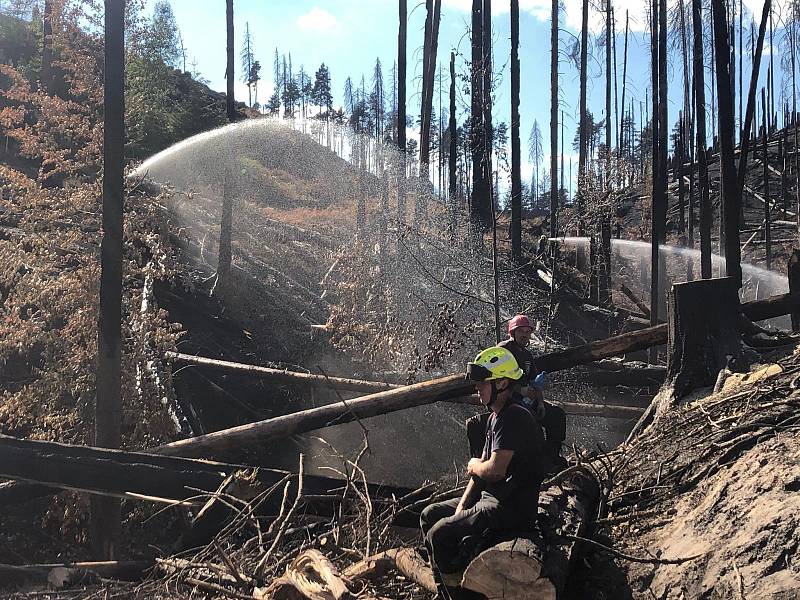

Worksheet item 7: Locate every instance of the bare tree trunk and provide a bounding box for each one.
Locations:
[678,111,686,238]
[470,0,488,230]
[650,0,661,327]
[419,0,441,195]
[736,0,772,196]
[577,0,589,235]
[711,0,742,288]
[511,0,522,260]
[693,0,712,278]
[226,0,236,122]
[619,12,629,168]
[398,0,407,224]
[763,88,771,269]
[41,0,53,93]
[217,168,234,292]
[739,0,743,140]
[550,0,559,238]
[769,6,775,133]
[94,0,125,560]
[449,52,458,240]
[482,0,494,233]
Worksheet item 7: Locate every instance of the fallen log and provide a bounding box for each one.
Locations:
[343,547,437,594]
[0,560,151,587]
[150,294,800,459]
[165,351,398,394]
[0,435,416,516]
[447,396,645,420]
[461,471,600,600]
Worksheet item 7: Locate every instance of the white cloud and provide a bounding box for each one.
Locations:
[297,7,341,34]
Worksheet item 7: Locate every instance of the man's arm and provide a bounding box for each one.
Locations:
[467,450,514,482]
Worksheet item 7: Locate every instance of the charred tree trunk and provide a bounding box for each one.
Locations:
[789,250,800,332]
[225,0,236,122]
[666,278,742,397]
[763,89,771,269]
[619,11,629,169]
[398,0,407,224]
[577,0,589,235]
[693,0,712,278]
[470,0,488,231]
[419,0,441,210]
[550,0,559,238]
[41,0,53,93]
[678,112,686,238]
[711,0,742,288]
[510,0,522,260]
[482,0,494,229]
[650,0,662,329]
[216,168,234,293]
[94,0,125,559]
[735,0,772,197]
[449,51,458,240]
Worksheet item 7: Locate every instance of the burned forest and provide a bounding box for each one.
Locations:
[1,0,800,599]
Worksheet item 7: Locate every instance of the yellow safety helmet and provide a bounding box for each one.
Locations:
[466,346,523,382]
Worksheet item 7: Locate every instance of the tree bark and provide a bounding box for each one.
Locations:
[41,0,53,93]
[226,0,236,122]
[763,89,771,269]
[94,0,125,560]
[216,167,234,293]
[711,0,742,287]
[577,0,589,233]
[510,0,522,260]
[693,0,712,278]
[650,0,661,326]
[550,0,559,238]
[398,0,407,223]
[666,278,742,397]
[166,352,397,393]
[449,51,458,239]
[735,0,772,197]
[419,0,441,200]
[482,0,494,226]
[470,0,488,230]
[461,471,599,600]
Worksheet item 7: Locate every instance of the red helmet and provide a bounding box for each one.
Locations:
[508,314,533,334]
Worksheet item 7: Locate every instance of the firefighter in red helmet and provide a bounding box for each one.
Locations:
[499,314,567,474]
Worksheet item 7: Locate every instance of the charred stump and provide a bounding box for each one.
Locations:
[789,249,800,332]
[667,277,742,397]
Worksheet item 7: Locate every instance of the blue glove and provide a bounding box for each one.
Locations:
[532,371,547,391]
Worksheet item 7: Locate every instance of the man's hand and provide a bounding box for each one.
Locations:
[466,457,483,477]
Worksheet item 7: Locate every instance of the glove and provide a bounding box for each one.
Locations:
[532,371,547,391]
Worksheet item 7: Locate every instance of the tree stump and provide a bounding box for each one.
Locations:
[666,277,742,397]
[788,249,800,332]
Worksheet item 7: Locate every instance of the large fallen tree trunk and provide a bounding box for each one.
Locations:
[460,470,599,599]
[149,293,800,460]
[165,351,398,394]
[0,560,151,587]
[0,435,414,513]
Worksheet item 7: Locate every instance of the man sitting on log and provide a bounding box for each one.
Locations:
[420,346,545,599]
[500,314,567,474]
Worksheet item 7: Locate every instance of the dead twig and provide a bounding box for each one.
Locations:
[562,534,705,564]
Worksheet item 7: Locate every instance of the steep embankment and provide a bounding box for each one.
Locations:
[569,350,800,599]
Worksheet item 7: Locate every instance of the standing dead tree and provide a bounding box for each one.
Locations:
[94,0,125,560]
[711,0,742,288]
[693,0,712,278]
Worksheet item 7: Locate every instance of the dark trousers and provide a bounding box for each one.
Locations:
[420,493,532,576]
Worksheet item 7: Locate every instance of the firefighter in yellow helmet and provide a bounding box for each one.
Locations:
[420,347,545,600]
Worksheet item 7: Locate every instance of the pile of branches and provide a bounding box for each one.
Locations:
[5,444,443,600]
[603,351,800,527]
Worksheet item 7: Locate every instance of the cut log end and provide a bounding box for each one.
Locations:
[461,539,556,600]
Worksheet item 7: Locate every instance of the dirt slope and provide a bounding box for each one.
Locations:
[572,351,800,599]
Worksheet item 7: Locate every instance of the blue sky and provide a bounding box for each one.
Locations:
[155,0,780,188]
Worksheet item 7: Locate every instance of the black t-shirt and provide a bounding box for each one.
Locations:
[498,338,538,386]
[480,402,545,505]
